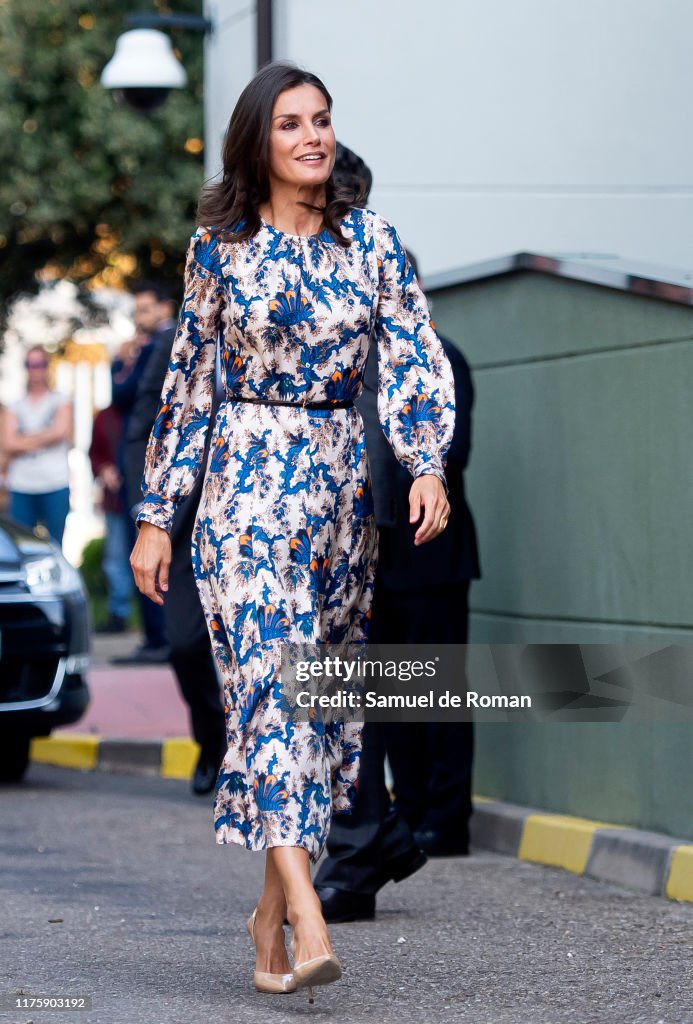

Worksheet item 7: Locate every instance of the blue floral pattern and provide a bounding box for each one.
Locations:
[137,208,455,862]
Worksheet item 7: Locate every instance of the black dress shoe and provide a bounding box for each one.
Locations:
[316,887,376,923]
[96,614,128,634]
[378,845,428,886]
[314,848,426,924]
[191,757,220,795]
[111,643,171,665]
[413,829,469,857]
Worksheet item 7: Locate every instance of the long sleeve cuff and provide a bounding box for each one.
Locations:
[135,493,178,534]
[412,454,448,492]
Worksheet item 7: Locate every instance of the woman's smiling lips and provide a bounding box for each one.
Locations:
[296,153,326,162]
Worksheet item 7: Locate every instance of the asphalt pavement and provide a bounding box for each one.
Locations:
[2,765,692,1024]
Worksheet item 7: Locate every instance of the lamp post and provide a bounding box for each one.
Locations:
[100,12,213,115]
[101,4,273,115]
[257,0,273,67]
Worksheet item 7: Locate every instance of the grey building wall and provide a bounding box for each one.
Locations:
[430,272,693,838]
[204,0,693,275]
[203,0,256,179]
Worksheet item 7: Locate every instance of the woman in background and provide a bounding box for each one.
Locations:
[3,345,72,544]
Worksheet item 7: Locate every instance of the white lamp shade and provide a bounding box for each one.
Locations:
[101,29,187,89]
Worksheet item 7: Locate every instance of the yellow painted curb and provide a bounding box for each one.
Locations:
[519,814,625,875]
[666,845,693,902]
[161,738,200,779]
[30,734,100,771]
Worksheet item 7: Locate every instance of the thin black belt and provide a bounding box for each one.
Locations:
[228,395,354,410]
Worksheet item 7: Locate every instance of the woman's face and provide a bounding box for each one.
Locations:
[25,350,49,386]
[266,84,335,191]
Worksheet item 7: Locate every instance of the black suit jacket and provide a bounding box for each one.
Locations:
[356,334,481,590]
[123,325,218,650]
[123,326,176,515]
[122,325,222,532]
[123,325,218,546]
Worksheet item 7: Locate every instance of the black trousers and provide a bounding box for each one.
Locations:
[166,492,226,765]
[126,514,167,648]
[379,582,473,837]
[313,719,416,894]
[314,580,473,893]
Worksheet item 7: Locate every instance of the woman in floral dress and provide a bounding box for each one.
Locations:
[130,61,454,999]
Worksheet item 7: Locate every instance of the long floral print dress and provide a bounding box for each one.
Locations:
[136,207,456,862]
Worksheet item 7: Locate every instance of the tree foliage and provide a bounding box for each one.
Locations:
[0,0,205,303]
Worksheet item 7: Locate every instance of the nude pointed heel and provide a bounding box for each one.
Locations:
[246,907,297,994]
[290,933,342,1003]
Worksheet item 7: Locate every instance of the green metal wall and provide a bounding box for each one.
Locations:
[430,272,693,839]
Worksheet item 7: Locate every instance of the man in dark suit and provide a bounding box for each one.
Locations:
[372,329,480,854]
[123,317,226,796]
[111,281,175,662]
[314,252,481,921]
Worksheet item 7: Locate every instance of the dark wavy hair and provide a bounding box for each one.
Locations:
[333,141,372,207]
[196,62,367,247]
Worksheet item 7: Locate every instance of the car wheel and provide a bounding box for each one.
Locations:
[0,734,31,783]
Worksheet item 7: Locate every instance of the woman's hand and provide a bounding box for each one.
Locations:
[99,464,122,492]
[130,521,172,606]
[409,474,450,546]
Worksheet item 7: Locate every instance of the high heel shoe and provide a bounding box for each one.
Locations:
[246,907,297,994]
[289,932,342,1004]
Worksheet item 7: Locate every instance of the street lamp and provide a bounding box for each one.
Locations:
[100,13,213,115]
[101,3,274,127]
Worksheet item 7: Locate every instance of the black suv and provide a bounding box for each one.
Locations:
[0,515,90,781]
